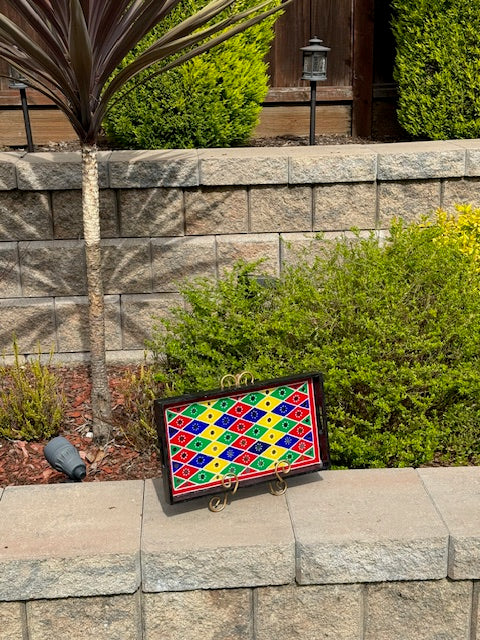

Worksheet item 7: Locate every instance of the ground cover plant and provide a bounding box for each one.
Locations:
[149,212,480,468]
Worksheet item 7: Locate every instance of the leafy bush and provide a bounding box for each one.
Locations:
[148,215,480,468]
[0,341,65,441]
[392,0,480,139]
[103,0,280,149]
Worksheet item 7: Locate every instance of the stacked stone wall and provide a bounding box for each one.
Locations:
[1,141,480,360]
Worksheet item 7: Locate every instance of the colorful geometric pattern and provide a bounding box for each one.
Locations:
[155,373,329,504]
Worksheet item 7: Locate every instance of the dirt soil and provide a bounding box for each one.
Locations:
[2,132,409,154]
[0,365,162,488]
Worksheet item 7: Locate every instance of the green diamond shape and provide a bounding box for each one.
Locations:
[270,386,295,401]
[212,397,236,412]
[190,469,216,485]
[166,410,177,422]
[245,424,268,439]
[274,418,298,433]
[223,462,245,477]
[250,456,272,471]
[185,436,211,452]
[182,403,208,418]
[279,450,301,464]
[301,415,312,426]
[303,446,315,458]
[170,444,181,456]
[173,474,189,489]
[242,391,266,406]
[217,431,239,445]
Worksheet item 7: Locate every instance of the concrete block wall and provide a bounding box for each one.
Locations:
[1,141,480,361]
[0,467,479,639]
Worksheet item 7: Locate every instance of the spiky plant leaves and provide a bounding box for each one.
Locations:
[0,0,288,441]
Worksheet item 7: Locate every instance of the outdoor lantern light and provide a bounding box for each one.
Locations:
[44,436,86,482]
[8,66,34,152]
[301,37,330,145]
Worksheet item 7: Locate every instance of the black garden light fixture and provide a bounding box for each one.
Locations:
[301,37,330,145]
[8,66,34,153]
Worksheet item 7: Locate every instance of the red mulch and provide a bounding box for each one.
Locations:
[0,365,162,488]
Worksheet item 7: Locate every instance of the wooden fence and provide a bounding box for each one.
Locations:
[0,0,399,145]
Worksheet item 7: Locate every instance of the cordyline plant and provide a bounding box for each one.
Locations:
[0,0,287,442]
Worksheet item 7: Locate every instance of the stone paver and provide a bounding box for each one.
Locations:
[287,468,448,584]
[0,481,143,600]
[141,478,295,591]
[27,594,141,640]
[16,151,110,190]
[255,584,362,640]
[418,467,480,579]
[374,141,465,180]
[364,579,472,640]
[143,590,252,640]
[199,147,289,185]
[0,602,24,640]
[109,150,199,188]
[288,146,377,184]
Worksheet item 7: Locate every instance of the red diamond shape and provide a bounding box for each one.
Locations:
[170,431,195,447]
[290,423,310,438]
[285,390,309,406]
[174,464,197,479]
[287,406,310,422]
[230,418,254,434]
[234,435,257,451]
[235,451,256,466]
[169,415,193,430]
[227,402,252,418]
[172,448,197,464]
[292,439,310,454]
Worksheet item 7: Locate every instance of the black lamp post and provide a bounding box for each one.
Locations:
[301,37,330,145]
[9,68,34,152]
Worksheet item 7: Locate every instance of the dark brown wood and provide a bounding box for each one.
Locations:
[351,0,375,137]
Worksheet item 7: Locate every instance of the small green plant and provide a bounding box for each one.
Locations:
[392,0,480,139]
[148,216,480,468]
[116,363,161,451]
[0,341,65,441]
[433,205,480,269]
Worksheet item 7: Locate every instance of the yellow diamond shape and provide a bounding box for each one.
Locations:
[196,407,224,424]
[255,394,282,411]
[257,412,283,428]
[262,444,288,461]
[259,428,284,445]
[203,440,228,456]
[205,457,230,475]
[201,425,225,443]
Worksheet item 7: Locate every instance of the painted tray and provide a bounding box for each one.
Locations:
[154,372,330,505]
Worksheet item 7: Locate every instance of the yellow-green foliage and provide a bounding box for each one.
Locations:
[392,0,480,139]
[0,342,64,441]
[433,205,480,268]
[117,364,161,450]
[103,0,281,149]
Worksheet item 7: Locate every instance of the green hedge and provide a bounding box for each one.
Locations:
[103,0,280,149]
[149,216,480,469]
[392,0,480,139]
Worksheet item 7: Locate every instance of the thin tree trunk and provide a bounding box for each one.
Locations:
[81,144,111,443]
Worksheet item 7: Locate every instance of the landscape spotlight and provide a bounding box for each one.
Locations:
[301,37,330,145]
[44,436,86,482]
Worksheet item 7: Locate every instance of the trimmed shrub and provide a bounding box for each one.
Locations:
[103,0,280,149]
[392,0,480,140]
[148,215,480,468]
